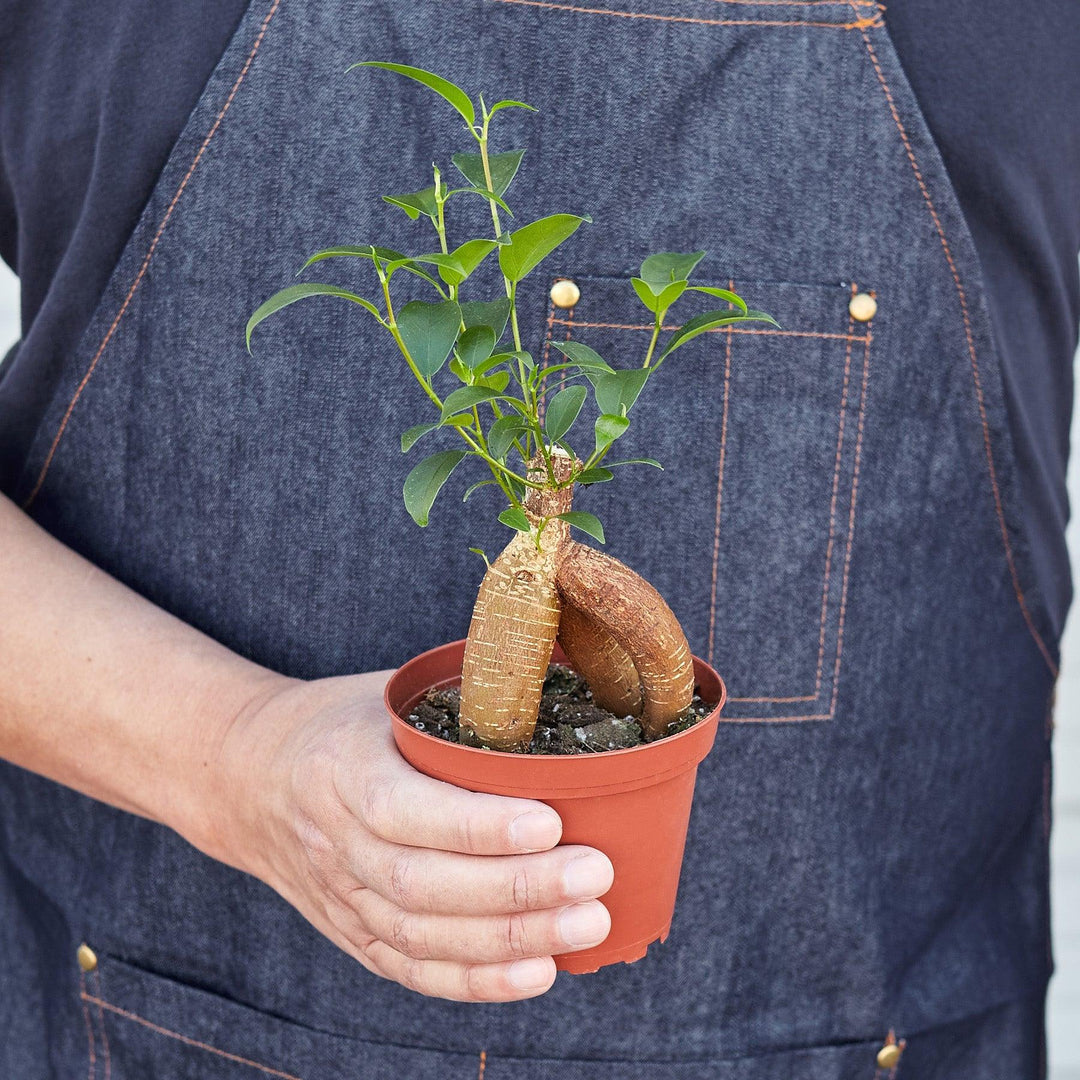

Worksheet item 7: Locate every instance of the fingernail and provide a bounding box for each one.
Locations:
[558,902,611,948]
[509,811,561,851]
[508,957,553,990]
[563,852,614,899]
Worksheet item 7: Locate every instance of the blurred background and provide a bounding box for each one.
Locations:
[0,261,1077,1076]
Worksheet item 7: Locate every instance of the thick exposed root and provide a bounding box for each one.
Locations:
[557,601,643,719]
[459,530,564,750]
[555,542,694,739]
[458,451,576,751]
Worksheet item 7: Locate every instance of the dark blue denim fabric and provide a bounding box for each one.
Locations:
[0,0,1058,1076]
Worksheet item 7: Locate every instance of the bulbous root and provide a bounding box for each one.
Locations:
[556,600,644,719]
[458,451,575,752]
[458,529,564,751]
[555,543,694,740]
[458,451,695,749]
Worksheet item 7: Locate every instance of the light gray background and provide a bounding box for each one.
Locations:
[0,262,1077,1075]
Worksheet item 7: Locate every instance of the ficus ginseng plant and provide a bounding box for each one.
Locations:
[247,62,777,751]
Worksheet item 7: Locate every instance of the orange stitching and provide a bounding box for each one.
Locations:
[553,318,868,343]
[734,288,858,702]
[79,972,97,1080]
[478,1049,487,1080]
[80,993,303,1080]
[826,331,870,717]
[493,0,883,29]
[706,282,736,666]
[709,0,879,5]
[92,970,112,1080]
[22,0,283,510]
[851,16,1057,677]
[722,712,832,722]
[727,314,870,721]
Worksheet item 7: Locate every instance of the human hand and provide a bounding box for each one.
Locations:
[207,670,613,1002]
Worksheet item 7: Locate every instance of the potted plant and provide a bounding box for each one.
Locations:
[247,62,776,973]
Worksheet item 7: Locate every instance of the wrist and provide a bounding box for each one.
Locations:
[170,663,301,872]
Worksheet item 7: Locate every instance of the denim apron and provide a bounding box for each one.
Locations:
[2,1,1059,1076]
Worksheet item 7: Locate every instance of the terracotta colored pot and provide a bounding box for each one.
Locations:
[385,638,726,974]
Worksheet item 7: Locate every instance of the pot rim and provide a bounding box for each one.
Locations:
[385,638,727,797]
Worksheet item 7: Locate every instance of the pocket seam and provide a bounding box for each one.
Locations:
[21,0,283,513]
[849,12,1057,677]
[543,276,873,722]
[492,0,885,30]
[81,965,303,1080]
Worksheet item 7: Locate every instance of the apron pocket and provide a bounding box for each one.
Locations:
[528,272,872,721]
[79,953,477,1080]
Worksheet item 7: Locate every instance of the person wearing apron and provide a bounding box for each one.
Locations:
[2,1,1078,1076]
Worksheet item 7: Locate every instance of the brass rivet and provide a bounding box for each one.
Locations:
[876,1043,902,1069]
[549,279,580,309]
[849,292,877,322]
[76,943,98,973]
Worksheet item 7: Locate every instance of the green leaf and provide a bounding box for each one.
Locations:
[451,149,525,197]
[403,450,468,527]
[631,276,661,312]
[441,386,501,419]
[246,284,382,352]
[449,238,501,280]
[544,385,587,440]
[468,546,491,569]
[557,511,606,545]
[588,367,650,416]
[299,244,405,271]
[397,299,462,378]
[594,413,630,453]
[499,214,591,284]
[487,415,529,459]
[457,325,496,370]
[548,340,614,371]
[631,277,687,313]
[657,308,779,362]
[297,245,446,293]
[350,62,475,126]
[448,356,471,384]
[577,467,614,484]
[476,370,511,392]
[608,457,663,469]
[401,422,439,452]
[463,481,498,503]
[639,250,706,291]
[487,99,537,117]
[498,507,532,534]
[382,186,440,222]
[460,298,511,341]
[687,285,748,313]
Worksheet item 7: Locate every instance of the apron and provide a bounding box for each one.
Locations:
[2,1,1058,1076]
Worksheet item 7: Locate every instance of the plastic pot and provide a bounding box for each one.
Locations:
[385,638,726,974]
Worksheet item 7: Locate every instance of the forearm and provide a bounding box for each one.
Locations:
[0,493,290,846]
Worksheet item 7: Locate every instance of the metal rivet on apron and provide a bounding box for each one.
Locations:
[76,943,98,972]
[549,279,580,309]
[849,292,877,322]
[876,1042,902,1069]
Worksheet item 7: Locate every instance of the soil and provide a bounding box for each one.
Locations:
[406,663,713,754]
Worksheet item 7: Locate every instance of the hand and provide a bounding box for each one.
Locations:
[208,670,614,1002]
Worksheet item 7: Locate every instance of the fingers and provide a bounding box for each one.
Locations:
[322,896,561,1003]
[348,886,611,964]
[351,835,614,916]
[340,751,563,856]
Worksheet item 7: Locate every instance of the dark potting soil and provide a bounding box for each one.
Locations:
[406,664,713,754]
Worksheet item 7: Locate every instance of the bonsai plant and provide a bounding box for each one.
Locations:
[247,63,776,971]
[247,61,775,753]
